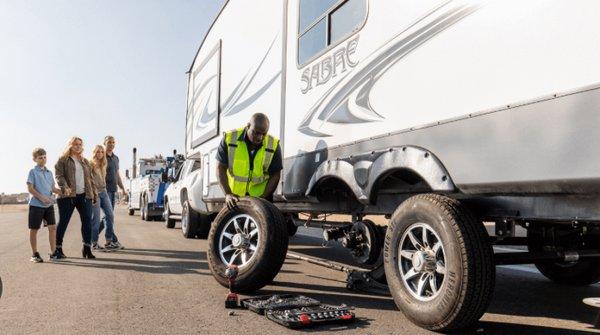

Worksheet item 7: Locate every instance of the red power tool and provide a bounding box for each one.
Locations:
[225,265,239,309]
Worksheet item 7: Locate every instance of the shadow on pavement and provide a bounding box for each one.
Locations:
[112,248,206,260]
[487,267,600,329]
[473,321,599,335]
[50,257,209,275]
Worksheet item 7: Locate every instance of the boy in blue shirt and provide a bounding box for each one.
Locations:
[27,148,61,262]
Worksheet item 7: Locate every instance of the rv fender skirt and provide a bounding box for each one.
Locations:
[207,197,289,293]
[384,194,495,331]
[528,224,600,286]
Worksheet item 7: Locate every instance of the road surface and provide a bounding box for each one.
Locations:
[0,205,598,334]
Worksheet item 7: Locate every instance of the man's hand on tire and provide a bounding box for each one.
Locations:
[225,194,239,210]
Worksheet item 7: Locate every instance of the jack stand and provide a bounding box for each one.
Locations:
[225,265,239,309]
[346,264,389,296]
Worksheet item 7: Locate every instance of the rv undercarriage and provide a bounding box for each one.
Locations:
[205,193,600,331]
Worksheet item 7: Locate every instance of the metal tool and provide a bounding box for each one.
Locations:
[225,265,239,308]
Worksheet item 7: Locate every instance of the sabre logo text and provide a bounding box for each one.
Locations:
[301,36,359,94]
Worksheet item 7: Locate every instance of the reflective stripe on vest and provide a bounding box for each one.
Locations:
[224,128,279,197]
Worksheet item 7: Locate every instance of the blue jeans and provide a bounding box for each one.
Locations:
[92,191,115,243]
[99,191,119,242]
[56,194,93,247]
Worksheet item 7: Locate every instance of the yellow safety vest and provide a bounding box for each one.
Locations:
[224,128,279,197]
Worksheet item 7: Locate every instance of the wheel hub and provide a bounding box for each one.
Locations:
[232,234,249,249]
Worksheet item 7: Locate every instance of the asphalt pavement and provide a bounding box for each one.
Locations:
[0,205,599,334]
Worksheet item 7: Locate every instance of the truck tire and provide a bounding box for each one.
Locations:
[285,213,298,237]
[164,200,176,229]
[181,200,199,238]
[528,226,600,286]
[207,197,289,293]
[140,195,148,221]
[383,194,494,332]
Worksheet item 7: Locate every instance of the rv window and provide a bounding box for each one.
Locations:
[298,18,327,65]
[298,0,367,66]
[329,0,367,44]
[299,0,339,33]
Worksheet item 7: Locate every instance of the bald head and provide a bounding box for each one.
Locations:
[247,113,270,146]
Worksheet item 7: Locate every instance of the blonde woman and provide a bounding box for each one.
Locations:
[53,136,98,259]
[90,145,115,250]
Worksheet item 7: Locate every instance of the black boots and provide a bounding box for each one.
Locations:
[82,245,96,259]
[51,247,66,260]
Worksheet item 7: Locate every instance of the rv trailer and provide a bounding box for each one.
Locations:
[184,0,600,331]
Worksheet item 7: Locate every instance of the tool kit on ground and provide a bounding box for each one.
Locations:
[240,294,320,314]
[223,266,356,328]
[239,294,355,329]
[265,304,355,328]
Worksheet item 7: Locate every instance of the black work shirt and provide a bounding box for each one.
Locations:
[105,153,120,192]
[216,128,283,174]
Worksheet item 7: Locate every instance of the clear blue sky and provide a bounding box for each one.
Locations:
[0,0,224,194]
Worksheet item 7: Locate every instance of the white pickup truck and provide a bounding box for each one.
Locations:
[162,158,213,238]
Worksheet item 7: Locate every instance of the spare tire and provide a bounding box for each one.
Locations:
[207,197,289,293]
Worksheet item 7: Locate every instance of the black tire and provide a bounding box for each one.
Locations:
[383,194,495,332]
[528,227,600,286]
[164,201,176,229]
[207,197,289,293]
[181,200,199,238]
[285,213,299,237]
[128,208,135,216]
[140,194,149,221]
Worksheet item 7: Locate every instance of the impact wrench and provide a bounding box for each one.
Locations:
[225,265,239,308]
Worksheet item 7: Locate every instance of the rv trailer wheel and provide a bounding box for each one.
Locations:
[384,194,494,331]
[164,200,176,229]
[528,224,600,286]
[207,197,288,293]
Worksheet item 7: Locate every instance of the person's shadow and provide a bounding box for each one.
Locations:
[50,248,209,275]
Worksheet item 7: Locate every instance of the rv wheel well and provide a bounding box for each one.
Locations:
[370,168,432,203]
[311,176,359,204]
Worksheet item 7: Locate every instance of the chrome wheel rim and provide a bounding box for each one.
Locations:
[398,223,446,301]
[218,214,260,268]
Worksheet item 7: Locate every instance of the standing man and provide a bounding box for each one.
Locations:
[216,113,282,210]
[103,135,126,250]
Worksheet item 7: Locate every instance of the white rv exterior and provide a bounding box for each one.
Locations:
[187,0,600,214]
[184,0,600,331]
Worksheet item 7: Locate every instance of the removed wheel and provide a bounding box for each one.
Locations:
[164,200,176,229]
[207,197,288,293]
[528,223,600,286]
[384,194,494,332]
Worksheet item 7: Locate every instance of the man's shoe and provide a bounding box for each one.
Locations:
[92,243,106,251]
[51,249,66,260]
[106,241,124,250]
[30,252,43,263]
[56,247,67,258]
